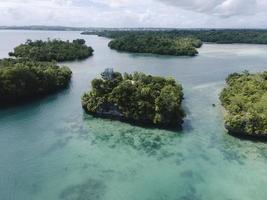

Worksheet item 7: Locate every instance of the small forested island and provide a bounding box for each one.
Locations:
[0,59,72,104]
[108,35,202,56]
[9,39,94,62]
[82,68,185,128]
[220,71,267,139]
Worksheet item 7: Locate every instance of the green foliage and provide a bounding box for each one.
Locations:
[220,71,267,137]
[87,29,267,44]
[108,34,201,56]
[82,69,184,128]
[9,39,94,62]
[0,59,72,104]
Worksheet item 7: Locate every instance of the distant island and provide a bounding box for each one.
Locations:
[0,25,85,31]
[108,35,202,56]
[9,39,94,62]
[0,26,178,32]
[82,69,185,128]
[82,29,267,44]
[0,59,72,105]
[220,71,267,139]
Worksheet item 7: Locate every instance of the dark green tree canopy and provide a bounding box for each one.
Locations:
[83,29,267,44]
[82,69,185,129]
[220,71,267,138]
[108,34,202,56]
[9,39,94,62]
[0,58,72,104]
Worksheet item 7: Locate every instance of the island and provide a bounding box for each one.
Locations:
[220,71,267,139]
[82,68,185,128]
[0,59,72,105]
[0,25,86,31]
[108,35,202,56]
[82,29,267,44]
[9,39,94,62]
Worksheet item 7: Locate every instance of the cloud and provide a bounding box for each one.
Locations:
[214,0,257,17]
[0,0,266,28]
[158,0,223,13]
[156,0,261,17]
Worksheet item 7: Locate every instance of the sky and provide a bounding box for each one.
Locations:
[0,0,267,28]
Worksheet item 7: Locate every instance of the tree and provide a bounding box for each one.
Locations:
[82,69,184,128]
[220,71,267,137]
[9,39,94,62]
[108,34,201,56]
[0,59,72,104]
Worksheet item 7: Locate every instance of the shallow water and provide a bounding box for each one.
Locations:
[0,30,267,200]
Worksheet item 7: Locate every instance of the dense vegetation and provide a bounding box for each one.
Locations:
[220,71,267,138]
[82,69,185,128]
[0,59,72,104]
[9,39,94,62]
[82,29,267,44]
[108,35,202,56]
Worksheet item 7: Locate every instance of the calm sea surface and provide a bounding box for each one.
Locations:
[0,30,267,200]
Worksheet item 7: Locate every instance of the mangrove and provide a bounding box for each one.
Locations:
[9,39,94,62]
[82,29,267,44]
[220,71,267,139]
[108,35,202,56]
[82,68,185,128]
[0,58,72,104]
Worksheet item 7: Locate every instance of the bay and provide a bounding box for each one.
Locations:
[0,30,267,200]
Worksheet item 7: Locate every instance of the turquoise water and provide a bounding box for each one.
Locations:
[0,30,267,200]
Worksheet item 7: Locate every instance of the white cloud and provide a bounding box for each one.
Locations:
[0,0,266,28]
[156,0,263,17]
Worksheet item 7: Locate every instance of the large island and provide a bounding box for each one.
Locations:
[108,35,202,56]
[0,59,72,105]
[220,71,267,139]
[82,69,185,129]
[9,39,94,62]
[82,29,267,44]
